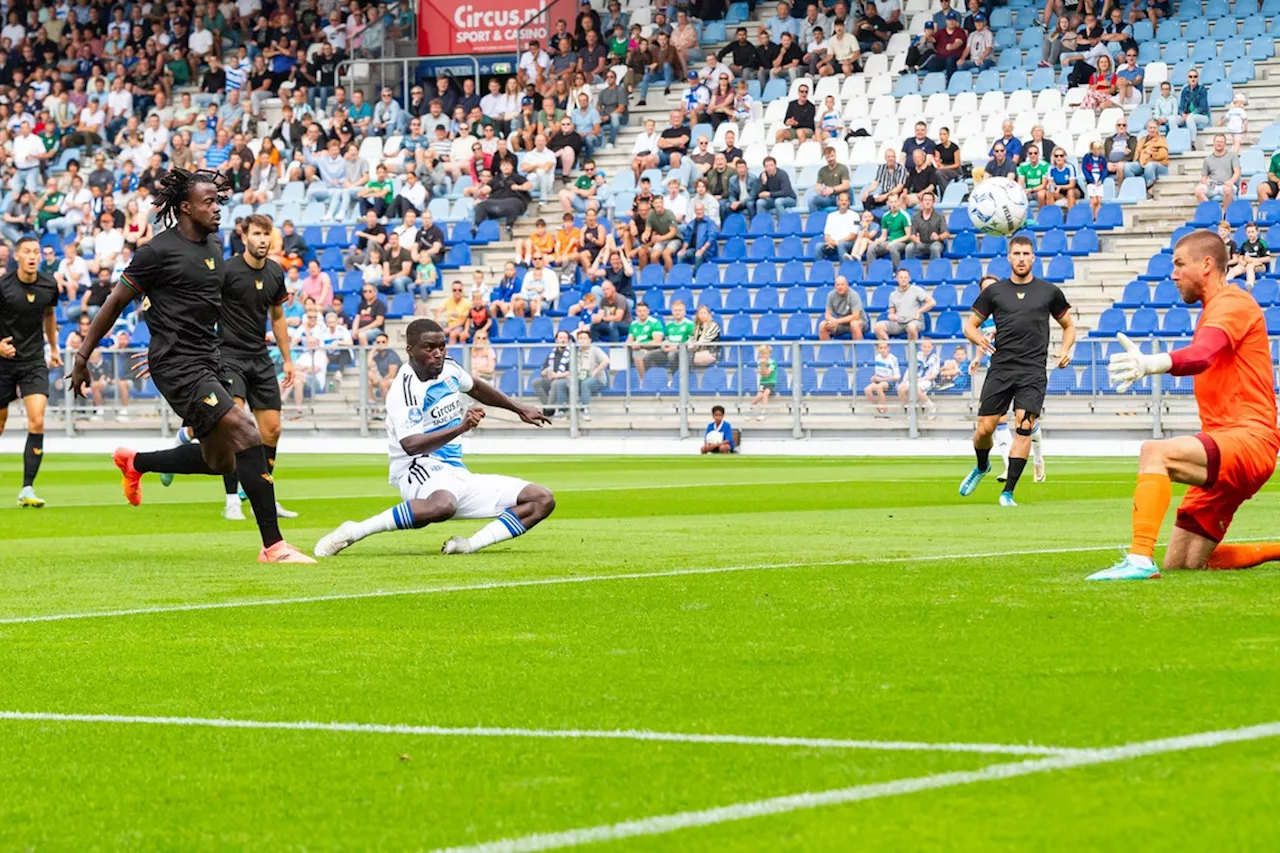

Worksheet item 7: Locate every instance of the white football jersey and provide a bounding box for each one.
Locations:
[385,358,475,485]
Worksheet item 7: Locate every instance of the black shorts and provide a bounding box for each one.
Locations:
[1266,180,1280,198]
[151,362,237,439]
[979,367,1047,419]
[0,358,49,407]
[223,352,282,411]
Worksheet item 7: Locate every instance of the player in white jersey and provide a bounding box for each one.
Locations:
[314,319,555,557]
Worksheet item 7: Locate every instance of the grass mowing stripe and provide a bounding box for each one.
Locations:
[0,543,1127,626]
[430,721,1280,853]
[0,712,1080,756]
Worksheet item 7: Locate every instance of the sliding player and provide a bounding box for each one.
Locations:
[68,168,312,563]
[314,319,556,557]
[1090,230,1280,580]
[0,237,59,507]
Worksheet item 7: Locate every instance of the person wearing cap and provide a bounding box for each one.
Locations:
[774,82,815,144]
[923,12,967,78]
[957,13,994,71]
[681,71,711,125]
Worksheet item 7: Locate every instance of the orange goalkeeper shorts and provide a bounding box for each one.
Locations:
[1175,428,1280,543]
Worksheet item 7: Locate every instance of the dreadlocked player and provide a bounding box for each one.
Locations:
[69,169,313,563]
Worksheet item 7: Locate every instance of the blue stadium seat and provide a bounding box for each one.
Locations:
[951,256,982,285]
[838,260,864,283]
[1029,206,1063,232]
[865,258,895,284]
[695,264,721,287]
[1161,306,1193,336]
[808,260,835,284]
[697,288,723,313]
[929,312,963,339]
[388,293,414,318]
[948,207,975,233]
[1116,281,1151,308]
[781,287,809,311]
[1267,307,1280,335]
[751,263,778,286]
[668,287,694,309]
[748,214,775,237]
[1091,307,1128,337]
[640,264,665,289]
[1067,228,1099,256]
[818,367,850,395]
[776,213,804,237]
[723,262,750,287]
[1095,205,1124,229]
[721,214,747,237]
[752,313,782,340]
[812,342,847,367]
[975,235,1006,259]
[720,237,747,261]
[724,288,751,313]
[1150,280,1179,308]
[1252,279,1280,306]
[1045,255,1074,283]
[776,236,805,261]
[319,247,343,271]
[1128,308,1159,337]
[1039,229,1068,255]
[800,212,826,238]
[1140,253,1174,282]
[1047,369,1077,394]
[782,313,812,339]
[640,370,670,394]
[920,259,949,285]
[1226,199,1254,227]
[747,238,776,261]
[440,243,470,268]
[667,264,694,288]
[725,313,753,339]
[751,286,781,313]
[695,365,729,395]
[987,257,1012,279]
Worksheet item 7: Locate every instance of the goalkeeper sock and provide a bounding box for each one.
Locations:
[351,501,421,541]
[467,510,527,552]
[1129,472,1172,561]
[1205,542,1280,570]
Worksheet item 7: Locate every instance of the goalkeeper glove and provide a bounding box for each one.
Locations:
[1107,333,1172,393]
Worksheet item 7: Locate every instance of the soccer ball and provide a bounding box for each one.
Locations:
[968,177,1029,236]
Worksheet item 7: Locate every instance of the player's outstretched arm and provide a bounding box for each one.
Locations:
[399,407,485,457]
[468,377,552,426]
[1108,330,1230,392]
[69,283,135,397]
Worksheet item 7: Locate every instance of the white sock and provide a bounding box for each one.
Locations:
[995,427,1011,473]
[467,510,527,552]
[224,493,240,508]
[1126,553,1155,568]
[1031,426,1043,462]
[351,501,417,541]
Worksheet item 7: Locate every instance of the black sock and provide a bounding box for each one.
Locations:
[134,443,217,475]
[264,444,277,473]
[22,433,43,488]
[235,446,283,548]
[1004,457,1028,494]
[223,474,240,496]
[975,447,990,472]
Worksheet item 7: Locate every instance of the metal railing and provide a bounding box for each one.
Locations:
[28,337,1231,439]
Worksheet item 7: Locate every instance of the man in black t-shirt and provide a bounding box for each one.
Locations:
[776,83,816,144]
[959,235,1076,507]
[69,169,313,564]
[0,237,59,507]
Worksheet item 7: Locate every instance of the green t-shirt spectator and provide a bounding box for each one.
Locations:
[646,209,677,238]
[574,173,595,193]
[664,317,695,342]
[881,209,909,241]
[629,316,664,343]
[36,191,64,227]
[1018,161,1049,190]
[760,358,778,388]
[365,178,394,203]
[1240,238,1270,259]
[1269,152,1280,178]
[608,36,628,58]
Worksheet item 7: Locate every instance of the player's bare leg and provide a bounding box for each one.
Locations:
[960,413,1000,496]
[442,484,556,554]
[315,491,460,557]
[115,406,313,563]
[1088,435,1208,580]
[998,409,1037,507]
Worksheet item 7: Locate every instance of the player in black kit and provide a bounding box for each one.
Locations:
[68,169,313,563]
[958,235,1077,507]
[158,213,299,521]
[0,237,59,507]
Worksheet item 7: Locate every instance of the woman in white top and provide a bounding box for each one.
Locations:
[630,118,661,179]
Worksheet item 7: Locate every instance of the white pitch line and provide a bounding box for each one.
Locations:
[0,543,1122,626]
[0,711,1080,757]
[428,720,1280,853]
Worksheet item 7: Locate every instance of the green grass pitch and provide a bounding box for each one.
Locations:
[1,453,1279,851]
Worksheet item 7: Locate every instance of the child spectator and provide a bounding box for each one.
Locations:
[818,95,842,140]
[700,404,736,454]
[750,344,777,422]
[466,289,492,341]
[469,329,496,382]
[937,344,972,392]
[1081,140,1108,221]
[864,341,900,416]
[1232,221,1270,291]
[898,339,940,419]
[1219,220,1240,271]
[1222,93,1248,153]
[849,210,880,261]
[516,217,556,264]
[1150,81,1177,134]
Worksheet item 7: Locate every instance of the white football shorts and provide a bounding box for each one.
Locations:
[399,462,529,520]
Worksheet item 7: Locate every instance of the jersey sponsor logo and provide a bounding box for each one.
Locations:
[203,392,220,407]
[204,258,216,270]
[428,397,463,424]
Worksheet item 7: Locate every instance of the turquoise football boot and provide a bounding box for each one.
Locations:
[959,465,990,497]
[998,492,1017,507]
[1087,555,1161,581]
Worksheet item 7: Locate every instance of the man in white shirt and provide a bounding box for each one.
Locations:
[142,114,170,155]
[522,134,558,201]
[120,132,152,172]
[518,40,551,90]
[91,212,126,270]
[699,54,734,89]
[664,178,690,224]
[513,254,560,317]
[322,11,347,49]
[188,15,214,58]
[813,192,859,259]
[630,118,661,179]
[393,209,421,247]
[55,241,91,301]
[106,77,133,127]
[11,122,48,194]
[388,171,428,219]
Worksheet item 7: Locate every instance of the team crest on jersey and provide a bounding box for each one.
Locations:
[255,279,263,290]
[204,258,216,270]
[1017,293,1026,299]
[203,392,219,407]
[142,297,152,311]
[407,406,424,424]
[26,292,34,302]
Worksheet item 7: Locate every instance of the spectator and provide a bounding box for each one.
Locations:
[1232,221,1270,291]
[985,141,1016,179]
[1151,81,1177,135]
[924,13,966,77]
[723,159,759,222]
[906,21,939,71]
[937,344,973,393]
[568,329,610,421]
[899,339,940,418]
[466,289,493,342]
[903,149,938,209]
[1014,145,1050,208]
[656,111,691,170]
[958,13,994,70]
[701,405,736,454]
[533,330,574,415]
[689,304,723,367]
[597,70,628,148]
[547,116,586,177]
[642,195,683,271]
[862,149,908,213]
[352,284,388,345]
[1222,93,1249,154]
[775,82,816,144]
[637,31,682,105]
[578,208,610,269]
[1104,117,1137,190]
[989,120,1023,164]
[809,145,852,212]
[1047,147,1082,210]
[1127,120,1170,195]
[718,27,758,77]
[383,233,415,295]
[875,269,935,341]
[367,332,402,402]
[1195,134,1241,217]
[514,255,560,317]
[818,275,866,340]
[436,280,471,344]
[752,156,797,217]
[864,342,900,416]
[1220,220,1240,275]
[0,189,35,245]
[681,201,720,269]
[473,158,532,231]
[70,268,114,323]
[931,127,963,197]
[770,31,805,84]
[872,194,913,267]
[854,2,893,54]
[749,344,777,421]
[1178,69,1210,144]
[290,309,330,402]
[628,302,666,379]
[849,210,882,261]
[814,192,859,260]
[588,246,636,305]
[1081,139,1109,220]
[657,299,696,368]
[591,280,633,342]
[907,191,951,260]
[516,218,555,266]
[55,242,90,302]
[570,92,603,157]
